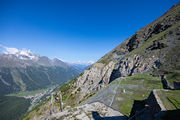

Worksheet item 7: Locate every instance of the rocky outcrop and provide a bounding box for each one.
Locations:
[46,102,127,120]
[113,54,158,77]
[74,61,115,98]
[126,34,139,52]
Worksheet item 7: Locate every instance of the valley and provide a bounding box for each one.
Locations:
[0,48,87,120]
[8,85,57,111]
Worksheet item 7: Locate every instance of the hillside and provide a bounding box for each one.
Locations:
[60,3,180,106]
[0,95,30,120]
[23,4,180,120]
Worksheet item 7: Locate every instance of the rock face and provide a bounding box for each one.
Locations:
[46,102,127,120]
[75,61,115,97]
[72,4,180,102]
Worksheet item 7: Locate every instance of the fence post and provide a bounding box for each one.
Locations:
[59,91,63,112]
[50,93,54,114]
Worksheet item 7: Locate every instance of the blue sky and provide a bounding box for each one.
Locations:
[0,0,179,63]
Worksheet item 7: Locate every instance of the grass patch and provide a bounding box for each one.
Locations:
[58,78,81,108]
[113,74,163,89]
[97,49,116,64]
[117,88,150,116]
[78,91,97,104]
[157,90,180,110]
[7,87,50,97]
[126,21,180,57]
[111,74,163,116]
[59,78,77,93]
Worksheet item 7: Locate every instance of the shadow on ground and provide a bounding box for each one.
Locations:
[92,111,127,120]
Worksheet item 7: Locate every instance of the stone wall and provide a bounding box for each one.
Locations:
[128,90,167,120]
[146,90,166,116]
[174,81,180,90]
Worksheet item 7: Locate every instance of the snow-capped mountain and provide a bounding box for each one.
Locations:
[0,45,72,68]
[0,45,39,61]
[0,45,80,95]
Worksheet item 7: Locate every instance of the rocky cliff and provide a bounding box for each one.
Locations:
[72,4,180,102]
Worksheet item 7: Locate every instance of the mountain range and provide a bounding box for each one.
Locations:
[0,48,83,95]
[68,62,92,73]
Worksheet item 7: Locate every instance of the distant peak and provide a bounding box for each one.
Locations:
[69,61,94,65]
[0,45,39,60]
[52,58,63,62]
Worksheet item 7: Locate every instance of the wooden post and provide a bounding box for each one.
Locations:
[50,93,54,114]
[59,91,63,112]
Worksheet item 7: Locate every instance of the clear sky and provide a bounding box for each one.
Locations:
[0,0,179,63]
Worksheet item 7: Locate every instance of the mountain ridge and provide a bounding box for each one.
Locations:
[0,51,80,95]
[71,4,180,102]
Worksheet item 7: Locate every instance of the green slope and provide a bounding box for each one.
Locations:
[0,95,30,120]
